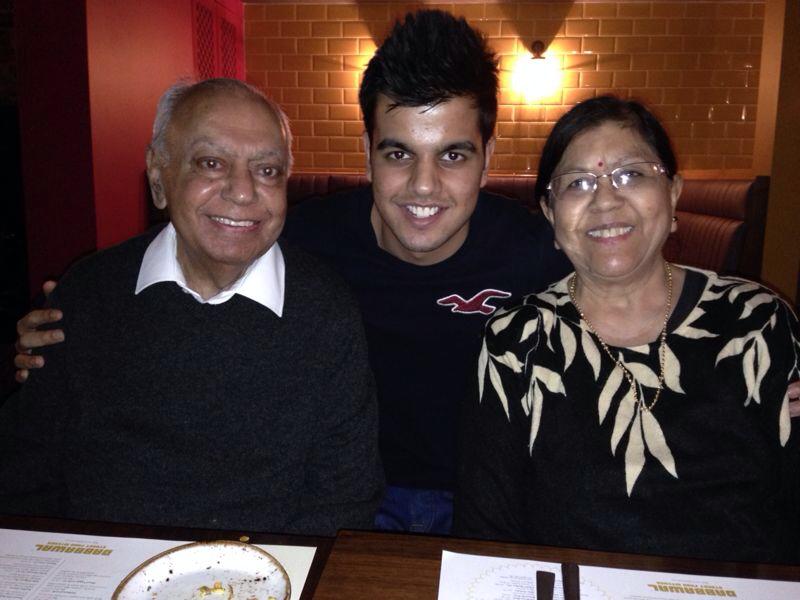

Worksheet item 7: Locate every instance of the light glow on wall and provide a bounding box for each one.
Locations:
[510,52,563,104]
[357,39,377,71]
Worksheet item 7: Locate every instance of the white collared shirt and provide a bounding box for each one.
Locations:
[135,223,285,317]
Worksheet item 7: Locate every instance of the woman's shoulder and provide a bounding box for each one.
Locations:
[675,267,798,403]
[691,267,781,297]
[681,267,797,328]
[485,274,574,342]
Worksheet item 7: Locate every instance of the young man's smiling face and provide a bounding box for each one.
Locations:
[365,94,495,266]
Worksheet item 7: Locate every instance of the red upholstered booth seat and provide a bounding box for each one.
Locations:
[286,173,369,201]
[286,173,540,211]
[286,172,768,281]
[664,178,768,281]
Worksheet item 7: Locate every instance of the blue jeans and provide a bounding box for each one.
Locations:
[374,485,454,534]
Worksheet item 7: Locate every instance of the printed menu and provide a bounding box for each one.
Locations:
[0,528,316,599]
[437,550,800,600]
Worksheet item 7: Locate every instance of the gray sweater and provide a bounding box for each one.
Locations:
[0,229,383,535]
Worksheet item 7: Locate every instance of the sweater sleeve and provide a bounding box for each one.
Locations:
[454,304,539,541]
[0,285,71,517]
[759,298,800,562]
[286,299,384,535]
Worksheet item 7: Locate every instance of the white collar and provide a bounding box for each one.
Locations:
[135,223,285,316]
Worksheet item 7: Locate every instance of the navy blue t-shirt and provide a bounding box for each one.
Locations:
[282,186,571,490]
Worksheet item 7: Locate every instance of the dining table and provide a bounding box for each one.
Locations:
[2,513,799,598]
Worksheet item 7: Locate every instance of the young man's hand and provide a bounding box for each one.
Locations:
[14,281,63,383]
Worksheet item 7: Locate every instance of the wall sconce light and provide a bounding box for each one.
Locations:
[510,40,562,104]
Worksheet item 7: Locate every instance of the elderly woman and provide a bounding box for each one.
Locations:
[455,96,800,563]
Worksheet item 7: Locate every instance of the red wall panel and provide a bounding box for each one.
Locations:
[86,0,195,249]
[18,0,245,294]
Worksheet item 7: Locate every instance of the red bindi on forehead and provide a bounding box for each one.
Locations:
[597,161,604,167]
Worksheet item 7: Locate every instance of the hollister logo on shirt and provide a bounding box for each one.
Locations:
[436,289,512,315]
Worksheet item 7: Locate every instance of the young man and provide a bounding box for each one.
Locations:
[281,11,570,532]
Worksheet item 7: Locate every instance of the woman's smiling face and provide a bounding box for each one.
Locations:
[541,121,682,287]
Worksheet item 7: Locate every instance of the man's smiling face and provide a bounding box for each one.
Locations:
[365,94,495,266]
[148,90,289,290]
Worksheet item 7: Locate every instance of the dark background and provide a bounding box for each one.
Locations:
[0,0,30,398]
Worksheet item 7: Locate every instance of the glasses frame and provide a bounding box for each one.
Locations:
[546,161,667,201]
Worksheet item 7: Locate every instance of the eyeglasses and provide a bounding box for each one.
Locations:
[547,162,667,202]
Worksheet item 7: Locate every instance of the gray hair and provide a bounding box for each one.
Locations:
[149,78,293,175]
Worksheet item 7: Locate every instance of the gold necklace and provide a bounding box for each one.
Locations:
[568,262,673,413]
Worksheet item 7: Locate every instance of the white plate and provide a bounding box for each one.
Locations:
[113,540,291,600]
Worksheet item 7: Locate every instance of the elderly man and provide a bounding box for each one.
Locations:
[0,78,383,535]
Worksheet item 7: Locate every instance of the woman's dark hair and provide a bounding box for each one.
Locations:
[535,96,678,205]
[359,9,499,145]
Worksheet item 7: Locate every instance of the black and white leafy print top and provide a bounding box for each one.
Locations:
[455,267,800,564]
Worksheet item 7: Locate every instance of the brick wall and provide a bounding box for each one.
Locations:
[244,1,764,175]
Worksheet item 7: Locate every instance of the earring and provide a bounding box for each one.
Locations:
[672,216,678,223]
